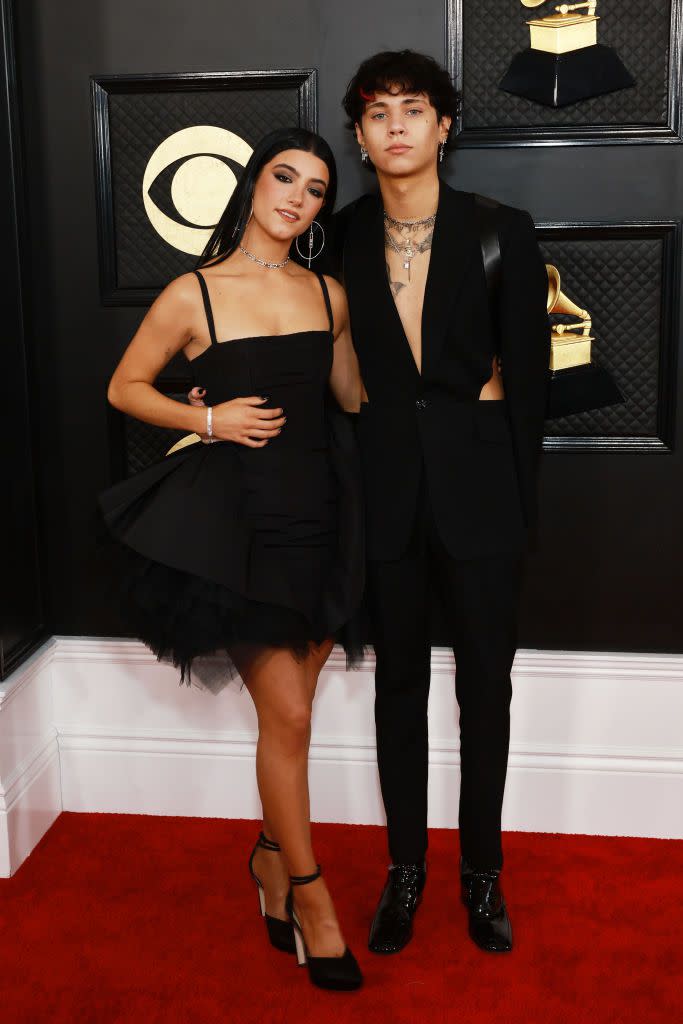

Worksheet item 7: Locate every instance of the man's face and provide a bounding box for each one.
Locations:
[355,88,450,177]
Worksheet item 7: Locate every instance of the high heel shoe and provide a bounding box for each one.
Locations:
[286,866,363,991]
[248,831,296,954]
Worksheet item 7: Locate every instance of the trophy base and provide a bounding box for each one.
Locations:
[499,44,635,108]
[546,362,625,419]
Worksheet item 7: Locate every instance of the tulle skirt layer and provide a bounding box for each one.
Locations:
[99,409,365,692]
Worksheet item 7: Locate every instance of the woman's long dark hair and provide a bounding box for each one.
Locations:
[197,127,337,268]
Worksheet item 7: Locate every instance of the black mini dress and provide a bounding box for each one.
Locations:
[99,271,364,689]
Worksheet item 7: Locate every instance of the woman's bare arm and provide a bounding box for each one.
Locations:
[107,274,207,433]
[107,273,285,447]
[326,276,364,412]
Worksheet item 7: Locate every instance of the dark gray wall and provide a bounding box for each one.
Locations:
[12,0,683,651]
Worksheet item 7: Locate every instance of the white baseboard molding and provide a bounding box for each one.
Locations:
[0,642,62,877]
[2,636,682,877]
[56,725,683,839]
[0,739,62,877]
[52,637,683,839]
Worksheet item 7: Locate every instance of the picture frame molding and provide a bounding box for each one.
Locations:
[538,218,680,453]
[445,0,683,147]
[91,69,318,307]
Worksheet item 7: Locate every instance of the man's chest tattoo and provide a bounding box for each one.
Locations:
[386,261,407,296]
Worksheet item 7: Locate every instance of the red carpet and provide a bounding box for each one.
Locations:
[2,813,682,1023]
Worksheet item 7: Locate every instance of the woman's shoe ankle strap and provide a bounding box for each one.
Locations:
[289,865,322,886]
[257,831,281,852]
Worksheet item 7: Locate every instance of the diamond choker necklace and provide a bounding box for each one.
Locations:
[239,243,290,269]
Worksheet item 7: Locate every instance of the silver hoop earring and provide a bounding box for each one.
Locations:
[295,220,325,268]
[360,145,369,165]
[438,140,445,163]
[232,199,254,239]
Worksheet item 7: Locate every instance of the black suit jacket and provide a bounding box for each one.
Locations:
[320,180,551,562]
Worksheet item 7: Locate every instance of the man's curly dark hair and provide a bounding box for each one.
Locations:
[342,49,461,149]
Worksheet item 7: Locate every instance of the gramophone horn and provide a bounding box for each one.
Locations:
[520,0,548,7]
[545,263,590,321]
[546,263,561,312]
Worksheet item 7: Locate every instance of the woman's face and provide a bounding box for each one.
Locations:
[252,148,329,242]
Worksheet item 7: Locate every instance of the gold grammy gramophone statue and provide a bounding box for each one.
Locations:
[500,1,635,108]
[547,264,593,370]
[544,263,623,417]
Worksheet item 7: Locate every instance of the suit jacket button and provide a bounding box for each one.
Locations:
[416,398,427,409]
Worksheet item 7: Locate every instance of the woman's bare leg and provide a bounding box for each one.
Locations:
[250,810,291,923]
[238,639,348,957]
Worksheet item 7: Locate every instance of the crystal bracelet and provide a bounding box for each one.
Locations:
[206,406,213,442]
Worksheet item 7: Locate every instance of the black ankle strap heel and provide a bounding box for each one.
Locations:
[289,865,321,886]
[256,831,281,853]
[286,865,363,991]
[248,831,296,955]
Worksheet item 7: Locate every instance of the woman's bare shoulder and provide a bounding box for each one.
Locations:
[143,273,203,335]
[322,274,348,320]
[321,274,346,302]
[157,271,201,306]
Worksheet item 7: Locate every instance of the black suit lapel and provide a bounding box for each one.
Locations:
[421,183,479,378]
[345,192,421,382]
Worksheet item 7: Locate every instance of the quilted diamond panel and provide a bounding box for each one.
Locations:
[108,87,300,291]
[460,0,672,129]
[123,392,189,475]
[539,234,665,438]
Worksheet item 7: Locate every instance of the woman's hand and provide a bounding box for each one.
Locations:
[188,387,286,448]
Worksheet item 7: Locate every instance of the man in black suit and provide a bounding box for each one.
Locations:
[322,50,551,954]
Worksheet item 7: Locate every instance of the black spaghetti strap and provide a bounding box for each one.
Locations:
[316,273,334,334]
[193,270,218,346]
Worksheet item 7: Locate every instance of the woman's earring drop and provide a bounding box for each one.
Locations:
[232,199,255,239]
[439,140,445,163]
[295,220,326,268]
[360,145,369,165]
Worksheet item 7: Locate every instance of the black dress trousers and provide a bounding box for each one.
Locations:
[367,472,524,871]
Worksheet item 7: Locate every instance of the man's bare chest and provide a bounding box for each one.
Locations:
[385,246,432,375]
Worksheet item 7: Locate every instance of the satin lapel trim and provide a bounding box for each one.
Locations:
[421,184,478,378]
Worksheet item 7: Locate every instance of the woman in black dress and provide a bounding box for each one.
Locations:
[100,129,364,991]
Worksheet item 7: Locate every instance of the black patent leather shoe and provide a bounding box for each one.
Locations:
[368,862,426,954]
[460,857,513,953]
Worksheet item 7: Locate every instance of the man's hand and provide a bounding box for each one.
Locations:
[188,386,207,408]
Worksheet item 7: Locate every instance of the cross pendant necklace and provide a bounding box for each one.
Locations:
[384,228,418,280]
[402,245,414,276]
[383,210,436,283]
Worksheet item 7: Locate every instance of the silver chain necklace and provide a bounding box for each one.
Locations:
[383,210,437,233]
[383,212,436,281]
[239,243,290,270]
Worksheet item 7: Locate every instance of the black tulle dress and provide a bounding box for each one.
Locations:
[99,271,364,690]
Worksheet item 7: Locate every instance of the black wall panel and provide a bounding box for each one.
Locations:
[11,0,683,653]
[1,0,45,678]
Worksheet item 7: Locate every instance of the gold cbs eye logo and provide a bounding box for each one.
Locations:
[142,126,253,255]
